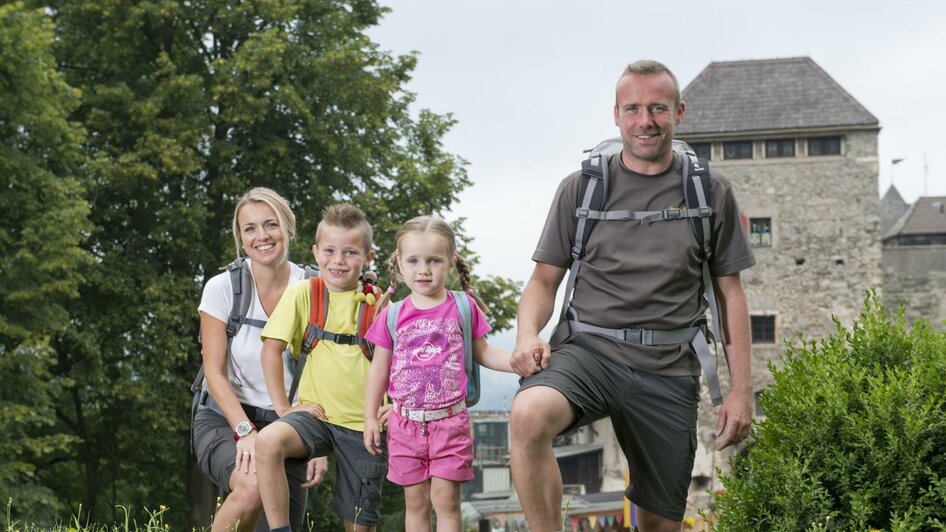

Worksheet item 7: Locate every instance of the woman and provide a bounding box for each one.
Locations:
[193,187,324,531]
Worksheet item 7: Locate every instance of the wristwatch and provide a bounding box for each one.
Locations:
[233,421,256,441]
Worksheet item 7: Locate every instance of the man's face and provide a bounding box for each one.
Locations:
[613,73,685,172]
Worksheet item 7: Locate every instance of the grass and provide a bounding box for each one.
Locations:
[5,498,182,532]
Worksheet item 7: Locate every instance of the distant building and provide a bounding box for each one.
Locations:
[674,56,883,513]
[882,191,946,326]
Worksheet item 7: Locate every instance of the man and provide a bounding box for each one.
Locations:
[509,60,755,531]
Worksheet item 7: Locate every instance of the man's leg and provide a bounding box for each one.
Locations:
[636,507,683,532]
[510,386,576,531]
[255,422,310,530]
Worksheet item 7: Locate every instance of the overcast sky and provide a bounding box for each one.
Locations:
[366,0,946,410]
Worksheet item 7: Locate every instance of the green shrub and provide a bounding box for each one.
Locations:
[712,293,946,531]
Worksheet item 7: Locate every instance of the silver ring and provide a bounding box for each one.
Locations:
[242,451,250,455]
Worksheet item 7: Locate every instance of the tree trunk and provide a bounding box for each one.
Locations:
[185,449,217,530]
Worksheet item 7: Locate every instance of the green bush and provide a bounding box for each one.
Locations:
[712,293,946,531]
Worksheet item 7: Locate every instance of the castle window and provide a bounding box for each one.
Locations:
[748,217,772,247]
[751,315,776,343]
[723,140,753,160]
[765,139,795,158]
[690,142,712,160]
[808,136,841,156]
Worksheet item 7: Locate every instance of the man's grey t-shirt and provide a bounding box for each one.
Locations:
[533,153,756,376]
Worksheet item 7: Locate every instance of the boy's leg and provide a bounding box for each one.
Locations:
[328,424,388,531]
[403,481,432,532]
[255,418,315,529]
[429,477,461,532]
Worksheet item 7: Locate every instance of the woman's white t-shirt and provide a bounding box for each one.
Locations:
[198,260,304,410]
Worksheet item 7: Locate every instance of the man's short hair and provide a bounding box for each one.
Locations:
[315,203,373,252]
[620,60,681,107]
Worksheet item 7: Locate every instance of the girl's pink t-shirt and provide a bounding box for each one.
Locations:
[366,292,490,410]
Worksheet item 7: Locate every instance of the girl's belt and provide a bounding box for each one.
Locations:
[393,400,466,422]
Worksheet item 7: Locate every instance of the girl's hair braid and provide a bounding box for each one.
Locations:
[455,254,489,315]
[374,253,400,311]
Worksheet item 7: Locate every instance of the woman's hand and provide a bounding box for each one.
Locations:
[234,431,258,474]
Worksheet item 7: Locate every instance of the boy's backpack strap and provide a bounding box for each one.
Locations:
[356,286,381,360]
[450,291,480,406]
[288,277,328,404]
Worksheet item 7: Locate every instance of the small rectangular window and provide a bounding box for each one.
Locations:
[723,140,753,160]
[808,136,841,156]
[690,142,712,160]
[765,139,795,158]
[751,315,776,343]
[748,217,772,247]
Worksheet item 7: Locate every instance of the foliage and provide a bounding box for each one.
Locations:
[712,293,946,531]
[0,2,90,521]
[3,0,518,528]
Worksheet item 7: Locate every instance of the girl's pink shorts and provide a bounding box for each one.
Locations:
[386,407,474,486]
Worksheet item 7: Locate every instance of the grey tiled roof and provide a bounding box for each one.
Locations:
[883,196,946,240]
[677,57,879,135]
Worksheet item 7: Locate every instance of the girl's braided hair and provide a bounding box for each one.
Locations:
[378,215,488,313]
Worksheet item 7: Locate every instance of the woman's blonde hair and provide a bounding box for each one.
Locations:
[231,187,296,260]
[380,215,487,313]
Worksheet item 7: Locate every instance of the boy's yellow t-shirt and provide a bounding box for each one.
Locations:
[261,279,370,432]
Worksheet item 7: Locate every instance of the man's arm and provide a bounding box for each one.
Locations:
[713,272,753,449]
[511,262,567,377]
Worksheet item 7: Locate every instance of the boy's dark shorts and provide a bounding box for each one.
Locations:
[277,412,388,525]
[518,338,700,522]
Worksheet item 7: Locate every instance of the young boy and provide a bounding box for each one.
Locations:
[255,204,387,532]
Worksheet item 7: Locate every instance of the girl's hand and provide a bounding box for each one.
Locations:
[363,420,383,455]
[376,404,392,428]
[301,456,328,488]
[234,431,257,475]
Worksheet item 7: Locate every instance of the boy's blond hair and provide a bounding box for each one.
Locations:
[315,203,373,251]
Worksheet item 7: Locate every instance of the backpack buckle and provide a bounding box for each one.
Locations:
[698,206,712,217]
[576,207,590,219]
[665,207,682,220]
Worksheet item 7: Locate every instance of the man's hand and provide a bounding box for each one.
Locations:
[301,456,328,488]
[511,334,549,377]
[716,388,752,450]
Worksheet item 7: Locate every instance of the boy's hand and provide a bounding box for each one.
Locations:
[286,402,326,421]
[363,420,383,455]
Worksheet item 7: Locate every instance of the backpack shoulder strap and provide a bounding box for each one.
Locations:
[288,277,328,404]
[356,285,382,360]
[385,299,404,352]
[450,290,480,406]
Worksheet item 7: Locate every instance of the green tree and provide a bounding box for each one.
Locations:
[712,294,946,531]
[0,2,90,521]
[14,0,519,528]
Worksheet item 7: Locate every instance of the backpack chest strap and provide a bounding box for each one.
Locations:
[577,206,713,223]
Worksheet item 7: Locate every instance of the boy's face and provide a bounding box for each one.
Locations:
[312,225,374,293]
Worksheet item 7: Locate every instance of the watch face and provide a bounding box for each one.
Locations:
[236,421,253,437]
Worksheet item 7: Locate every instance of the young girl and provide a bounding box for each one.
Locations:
[363,216,513,532]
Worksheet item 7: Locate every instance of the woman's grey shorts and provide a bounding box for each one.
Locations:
[518,339,700,521]
[192,404,307,531]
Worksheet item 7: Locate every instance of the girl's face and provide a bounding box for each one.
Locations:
[397,232,455,306]
[238,201,287,267]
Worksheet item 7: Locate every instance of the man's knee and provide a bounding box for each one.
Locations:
[510,386,574,444]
